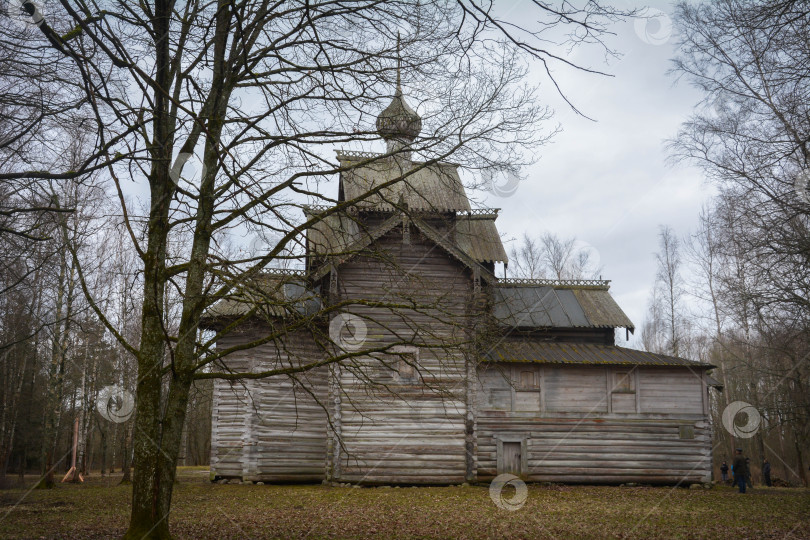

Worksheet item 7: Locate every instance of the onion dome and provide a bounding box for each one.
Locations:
[376,82,422,143]
[376,36,421,145]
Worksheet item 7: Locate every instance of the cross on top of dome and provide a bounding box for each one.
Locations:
[376,33,422,151]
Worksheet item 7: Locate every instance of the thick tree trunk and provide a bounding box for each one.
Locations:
[124,350,164,538]
[123,0,174,529]
[123,371,193,539]
[124,0,230,534]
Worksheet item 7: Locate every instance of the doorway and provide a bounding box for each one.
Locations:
[500,441,522,475]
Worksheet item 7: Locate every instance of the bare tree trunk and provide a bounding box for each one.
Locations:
[0,345,30,488]
[794,436,807,487]
[77,340,89,478]
[99,422,107,476]
[17,450,25,484]
[120,427,131,484]
[39,244,68,489]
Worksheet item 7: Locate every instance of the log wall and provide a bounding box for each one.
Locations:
[211,221,714,486]
[475,363,712,484]
[328,226,475,484]
[210,324,328,482]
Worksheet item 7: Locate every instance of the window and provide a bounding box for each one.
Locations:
[611,368,637,414]
[514,367,541,411]
[392,346,419,382]
[518,370,539,390]
[679,425,695,439]
[398,359,415,379]
[613,371,635,393]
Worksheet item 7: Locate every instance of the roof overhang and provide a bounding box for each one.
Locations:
[485,341,714,369]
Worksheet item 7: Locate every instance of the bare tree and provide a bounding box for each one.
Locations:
[656,226,684,356]
[508,233,544,279]
[671,0,810,484]
[2,1,632,536]
[671,0,810,330]
[509,232,601,280]
[639,285,666,355]
[641,226,685,357]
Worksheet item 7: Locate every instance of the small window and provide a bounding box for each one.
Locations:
[516,369,539,390]
[398,359,415,379]
[392,346,419,382]
[613,371,635,393]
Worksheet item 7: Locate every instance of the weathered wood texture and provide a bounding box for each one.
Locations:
[210,218,714,486]
[210,325,328,482]
[475,364,712,484]
[328,227,475,484]
[210,347,251,479]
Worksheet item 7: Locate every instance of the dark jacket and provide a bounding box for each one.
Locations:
[763,462,771,475]
[733,456,748,477]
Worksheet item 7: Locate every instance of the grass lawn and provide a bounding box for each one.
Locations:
[1,467,808,539]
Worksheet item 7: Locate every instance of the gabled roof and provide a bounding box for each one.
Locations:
[306,209,508,265]
[308,213,404,281]
[492,281,634,330]
[409,217,498,282]
[485,341,711,368]
[305,210,366,260]
[337,152,470,212]
[308,212,498,283]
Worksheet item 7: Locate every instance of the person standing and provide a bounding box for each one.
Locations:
[733,448,748,493]
[763,459,772,487]
[745,457,753,489]
[720,461,729,483]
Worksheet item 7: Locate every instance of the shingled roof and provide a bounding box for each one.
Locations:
[485,341,711,368]
[337,152,470,212]
[203,271,321,322]
[454,215,508,264]
[305,211,366,259]
[492,281,634,330]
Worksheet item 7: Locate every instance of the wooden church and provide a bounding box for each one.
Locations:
[205,77,718,486]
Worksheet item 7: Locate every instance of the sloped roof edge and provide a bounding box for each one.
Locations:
[309,213,498,284]
[485,341,714,369]
[492,285,635,330]
[310,213,404,281]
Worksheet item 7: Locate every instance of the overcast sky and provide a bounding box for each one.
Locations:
[466,2,714,346]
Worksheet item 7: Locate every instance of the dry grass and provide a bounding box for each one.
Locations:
[1,467,808,539]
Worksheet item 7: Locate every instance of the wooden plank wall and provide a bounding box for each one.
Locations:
[476,363,712,484]
[210,325,328,482]
[211,218,713,486]
[210,350,251,479]
[330,227,473,484]
[638,368,705,414]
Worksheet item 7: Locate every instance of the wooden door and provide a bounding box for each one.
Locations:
[501,442,522,475]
